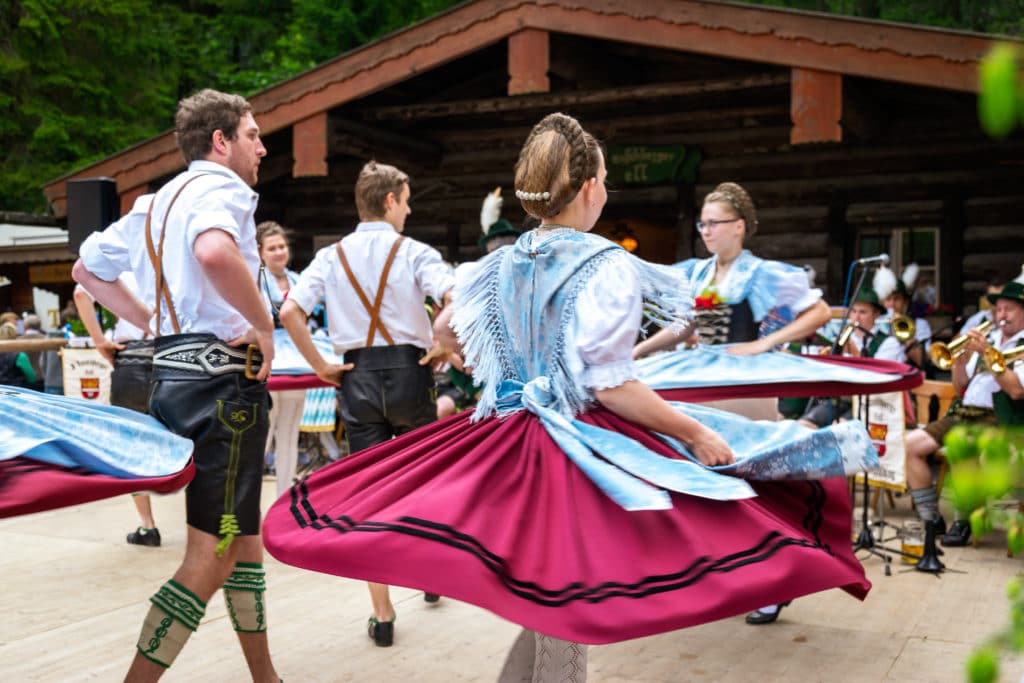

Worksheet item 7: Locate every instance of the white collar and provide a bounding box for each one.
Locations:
[355,221,399,233]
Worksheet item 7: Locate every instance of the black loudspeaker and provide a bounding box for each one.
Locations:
[67,177,119,254]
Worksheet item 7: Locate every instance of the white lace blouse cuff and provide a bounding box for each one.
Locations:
[583,359,638,391]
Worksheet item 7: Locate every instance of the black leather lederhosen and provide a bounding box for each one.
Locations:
[144,174,268,539]
[110,339,154,414]
[336,237,436,454]
[150,333,268,537]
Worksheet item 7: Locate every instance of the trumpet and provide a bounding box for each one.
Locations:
[836,322,859,348]
[983,342,1024,375]
[928,319,993,370]
[890,314,916,344]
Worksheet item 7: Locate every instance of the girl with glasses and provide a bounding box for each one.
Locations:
[634,182,831,358]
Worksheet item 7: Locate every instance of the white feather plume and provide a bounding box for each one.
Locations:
[1015,265,1024,285]
[901,262,919,290]
[480,187,502,234]
[872,266,898,301]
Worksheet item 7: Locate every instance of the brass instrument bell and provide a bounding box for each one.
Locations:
[983,342,1024,375]
[928,319,993,370]
[890,314,916,343]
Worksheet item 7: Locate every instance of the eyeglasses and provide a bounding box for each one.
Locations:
[695,218,740,233]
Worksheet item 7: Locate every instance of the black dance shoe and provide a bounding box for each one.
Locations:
[745,601,791,625]
[126,527,161,547]
[915,519,945,573]
[367,616,395,647]
[424,593,441,603]
[940,519,972,547]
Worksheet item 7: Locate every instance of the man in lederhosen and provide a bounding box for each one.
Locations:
[73,88,279,681]
[279,160,454,647]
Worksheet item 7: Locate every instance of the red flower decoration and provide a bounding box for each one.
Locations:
[694,287,722,310]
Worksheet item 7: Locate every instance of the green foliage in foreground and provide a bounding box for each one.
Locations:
[944,425,1024,683]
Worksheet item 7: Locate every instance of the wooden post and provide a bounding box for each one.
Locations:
[791,68,842,145]
[508,29,549,96]
[293,112,329,177]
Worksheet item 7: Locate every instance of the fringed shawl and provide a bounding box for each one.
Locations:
[452,229,692,421]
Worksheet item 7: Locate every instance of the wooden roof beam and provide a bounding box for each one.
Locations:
[508,29,550,95]
[791,68,842,145]
[293,112,329,177]
[361,73,789,121]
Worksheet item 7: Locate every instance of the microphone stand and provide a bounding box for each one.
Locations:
[832,260,912,574]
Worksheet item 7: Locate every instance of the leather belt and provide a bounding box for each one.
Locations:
[954,405,995,418]
[153,333,261,377]
[343,344,425,370]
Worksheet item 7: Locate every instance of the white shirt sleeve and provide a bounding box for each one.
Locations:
[288,247,331,315]
[573,253,642,390]
[409,240,455,302]
[873,335,906,363]
[78,217,133,282]
[181,181,253,249]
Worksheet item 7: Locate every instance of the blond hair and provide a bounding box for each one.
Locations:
[514,113,601,219]
[704,182,758,237]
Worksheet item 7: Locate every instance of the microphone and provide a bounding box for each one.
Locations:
[854,253,890,266]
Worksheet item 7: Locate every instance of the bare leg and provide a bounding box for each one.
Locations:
[125,527,278,683]
[368,582,394,621]
[132,494,156,529]
[905,428,940,490]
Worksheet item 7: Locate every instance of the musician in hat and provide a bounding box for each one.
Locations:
[905,280,1024,556]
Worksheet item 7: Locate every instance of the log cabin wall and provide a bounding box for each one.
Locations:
[252,33,1022,312]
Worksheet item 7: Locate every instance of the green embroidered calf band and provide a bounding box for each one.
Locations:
[149,579,206,631]
[224,562,267,633]
[137,580,207,667]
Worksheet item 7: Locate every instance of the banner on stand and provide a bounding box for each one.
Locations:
[62,348,113,404]
[853,390,907,491]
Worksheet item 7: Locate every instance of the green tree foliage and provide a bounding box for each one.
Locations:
[1,0,461,213]
[1,0,1020,213]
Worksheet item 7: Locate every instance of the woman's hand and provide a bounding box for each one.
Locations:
[727,338,773,356]
[688,427,735,466]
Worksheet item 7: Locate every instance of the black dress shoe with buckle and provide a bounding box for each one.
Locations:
[940,519,972,547]
[745,601,791,625]
[423,593,440,603]
[126,527,161,547]
[368,616,395,647]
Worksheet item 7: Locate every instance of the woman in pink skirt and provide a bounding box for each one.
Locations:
[263,113,875,681]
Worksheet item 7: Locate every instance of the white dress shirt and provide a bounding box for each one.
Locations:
[82,161,259,340]
[963,328,1024,409]
[851,328,906,363]
[288,221,454,354]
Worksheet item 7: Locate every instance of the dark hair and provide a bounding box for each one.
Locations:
[175,89,254,162]
[704,182,758,237]
[514,113,601,219]
[355,161,409,220]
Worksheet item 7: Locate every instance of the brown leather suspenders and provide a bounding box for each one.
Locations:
[143,174,209,336]
[336,236,405,347]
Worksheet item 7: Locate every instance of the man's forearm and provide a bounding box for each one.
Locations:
[280,301,327,372]
[71,260,152,332]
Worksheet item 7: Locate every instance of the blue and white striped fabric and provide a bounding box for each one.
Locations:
[0,385,192,478]
[300,386,336,432]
